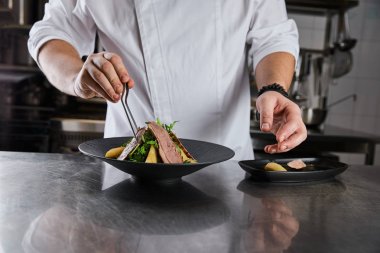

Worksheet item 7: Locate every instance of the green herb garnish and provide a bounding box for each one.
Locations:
[127,119,179,162]
[164,121,179,133]
[128,130,157,162]
[154,118,178,133]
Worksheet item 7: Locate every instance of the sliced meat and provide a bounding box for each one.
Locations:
[287,159,307,170]
[169,132,195,160]
[148,122,182,163]
[117,128,146,160]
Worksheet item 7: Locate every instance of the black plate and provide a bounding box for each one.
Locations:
[79,137,235,181]
[238,158,348,183]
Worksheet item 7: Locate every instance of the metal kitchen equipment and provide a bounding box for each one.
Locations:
[1,0,48,68]
[0,0,109,153]
[293,51,357,127]
[335,10,357,51]
[0,26,35,66]
[331,10,356,78]
[285,0,359,127]
[0,0,47,25]
[292,53,332,127]
[285,0,359,15]
[50,118,105,153]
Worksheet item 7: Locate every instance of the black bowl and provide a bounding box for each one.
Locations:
[79,137,235,181]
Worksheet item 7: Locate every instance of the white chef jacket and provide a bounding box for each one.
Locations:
[28,0,299,162]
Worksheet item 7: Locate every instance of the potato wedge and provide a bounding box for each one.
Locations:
[180,149,197,163]
[145,145,158,163]
[264,162,287,172]
[105,146,125,158]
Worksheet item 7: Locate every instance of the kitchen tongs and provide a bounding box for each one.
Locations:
[121,83,138,139]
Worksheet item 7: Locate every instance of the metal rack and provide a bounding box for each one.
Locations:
[286,0,359,53]
[286,0,359,16]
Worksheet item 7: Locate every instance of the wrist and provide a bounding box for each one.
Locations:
[257,83,289,98]
[70,72,81,97]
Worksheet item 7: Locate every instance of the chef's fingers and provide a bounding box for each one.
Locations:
[85,62,120,102]
[280,132,306,152]
[256,92,278,132]
[276,122,307,152]
[271,214,299,238]
[274,104,304,140]
[103,52,135,88]
[264,144,280,154]
[264,130,305,154]
[80,71,114,101]
[263,199,293,216]
[87,85,108,100]
[92,55,124,94]
[268,223,294,250]
[269,220,298,250]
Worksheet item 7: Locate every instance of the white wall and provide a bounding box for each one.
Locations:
[289,0,380,165]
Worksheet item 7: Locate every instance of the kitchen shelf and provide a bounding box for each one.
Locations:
[286,0,359,15]
[0,64,40,73]
[0,24,32,30]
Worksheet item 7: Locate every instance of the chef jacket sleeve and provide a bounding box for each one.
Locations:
[246,0,299,72]
[28,0,96,65]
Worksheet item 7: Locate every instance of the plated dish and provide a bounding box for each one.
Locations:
[238,158,348,183]
[79,137,235,181]
[105,120,197,164]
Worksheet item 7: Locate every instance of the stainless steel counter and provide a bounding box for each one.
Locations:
[251,124,380,165]
[1,152,380,252]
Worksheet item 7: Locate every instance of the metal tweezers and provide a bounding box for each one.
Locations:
[121,83,138,139]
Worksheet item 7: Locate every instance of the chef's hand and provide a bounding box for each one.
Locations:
[22,205,135,253]
[260,198,299,251]
[243,197,299,253]
[256,91,307,153]
[73,52,135,102]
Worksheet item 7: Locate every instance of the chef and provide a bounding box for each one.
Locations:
[28,0,307,162]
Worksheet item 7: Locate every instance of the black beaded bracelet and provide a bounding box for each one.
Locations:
[257,83,289,98]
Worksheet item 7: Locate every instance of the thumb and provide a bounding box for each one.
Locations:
[257,94,276,132]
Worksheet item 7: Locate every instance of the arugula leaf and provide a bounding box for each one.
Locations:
[164,121,179,133]
[146,140,158,149]
[128,130,157,162]
[155,118,178,133]
[155,118,163,127]
[175,144,181,154]
[127,120,180,162]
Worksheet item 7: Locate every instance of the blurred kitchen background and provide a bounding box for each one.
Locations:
[288,0,380,165]
[0,0,379,165]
